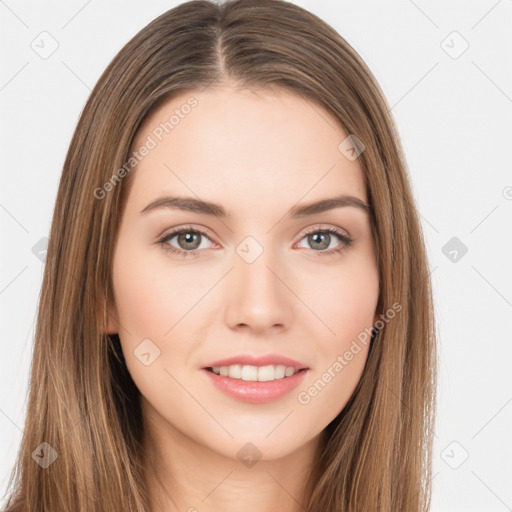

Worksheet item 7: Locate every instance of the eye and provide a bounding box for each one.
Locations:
[157,225,215,258]
[156,224,353,258]
[296,226,353,256]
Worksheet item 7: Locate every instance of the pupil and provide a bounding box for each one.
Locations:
[179,232,200,249]
[311,233,329,250]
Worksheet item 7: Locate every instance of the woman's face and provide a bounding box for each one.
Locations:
[106,84,379,462]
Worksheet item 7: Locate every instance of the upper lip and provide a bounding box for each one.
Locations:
[202,354,309,370]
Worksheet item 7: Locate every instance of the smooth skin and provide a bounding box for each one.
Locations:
[105,83,380,512]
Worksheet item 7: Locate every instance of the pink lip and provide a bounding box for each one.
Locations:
[201,368,309,404]
[202,354,309,370]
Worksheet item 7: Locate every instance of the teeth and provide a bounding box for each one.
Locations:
[210,364,300,382]
[228,364,241,379]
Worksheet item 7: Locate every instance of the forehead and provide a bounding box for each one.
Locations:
[126,86,367,214]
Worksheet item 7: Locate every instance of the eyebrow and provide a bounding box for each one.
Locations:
[139,194,371,218]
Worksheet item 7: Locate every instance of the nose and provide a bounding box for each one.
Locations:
[224,244,294,334]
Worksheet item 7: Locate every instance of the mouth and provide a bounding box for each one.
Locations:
[201,364,309,404]
[200,354,310,403]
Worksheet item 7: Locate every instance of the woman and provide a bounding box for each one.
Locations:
[2,0,437,510]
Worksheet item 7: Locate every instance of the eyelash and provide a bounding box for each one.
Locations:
[156,225,353,258]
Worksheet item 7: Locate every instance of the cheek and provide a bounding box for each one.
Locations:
[294,251,378,413]
[300,253,379,347]
[110,248,200,413]
[112,241,204,339]
[110,241,199,383]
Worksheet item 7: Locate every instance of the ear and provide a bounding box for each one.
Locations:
[97,291,119,335]
[106,305,120,335]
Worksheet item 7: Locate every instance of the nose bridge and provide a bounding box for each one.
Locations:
[224,236,292,330]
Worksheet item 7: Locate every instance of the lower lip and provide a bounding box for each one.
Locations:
[201,368,308,404]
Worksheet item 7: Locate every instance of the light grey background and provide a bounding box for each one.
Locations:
[1,1,511,510]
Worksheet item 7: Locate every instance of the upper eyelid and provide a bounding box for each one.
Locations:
[161,225,216,243]
[300,224,350,237]
[161,223,350,245]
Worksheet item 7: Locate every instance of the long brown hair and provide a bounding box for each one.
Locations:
[2,0,437,510]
